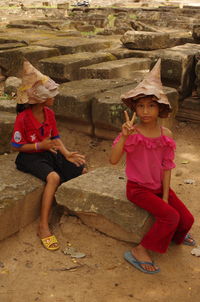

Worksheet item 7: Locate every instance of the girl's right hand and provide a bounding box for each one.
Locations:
[122,111,136,137]
[39,136,56,152]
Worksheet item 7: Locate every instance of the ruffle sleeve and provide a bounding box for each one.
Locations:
[162,136,176,170]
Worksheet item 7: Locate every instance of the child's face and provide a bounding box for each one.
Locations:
[43,98,54,107]
[135,96,159,122]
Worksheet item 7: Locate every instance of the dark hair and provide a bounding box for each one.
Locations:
[131,96,171,118]
[16,103,31,114]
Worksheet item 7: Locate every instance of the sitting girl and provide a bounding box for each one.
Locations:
[11,60,86,251]
[110,59,195,274]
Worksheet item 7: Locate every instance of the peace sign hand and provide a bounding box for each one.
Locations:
[122,111,136,137]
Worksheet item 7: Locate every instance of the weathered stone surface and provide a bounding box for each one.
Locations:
[0,98,16,113]
[92,83,179,139]
[158,44,200,99]
[16,45,60,68]
[79,57,151,79]
[76,25,95,32]
[125,44,200,99]
[121,31,170,50]
[0,29,58,44]
[54,78,135,134]
[195,60,200,95]
[0,46,59,76]
[0,112,16,154]
[0,42,26,50]
[56,167,152,243]
[39,52,116,81]
[176,97,200,123]
[33,36,112,55]
[0,49,24,77]
[192,25,200,41]
[7,19,72,31]
[0,154,44,241]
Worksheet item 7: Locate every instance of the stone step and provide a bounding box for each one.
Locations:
[176,97,200,123]
[39,52,117,82]
[79,57,151,79]
[56,167,152,243]
[0,153,44,241]
[0,111,16,154]
[33,36,114,55]
[53,78,137,135]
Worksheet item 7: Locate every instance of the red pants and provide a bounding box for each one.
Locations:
[127,181,194,253]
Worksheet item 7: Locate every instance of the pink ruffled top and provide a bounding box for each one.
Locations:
[113,127,176,190]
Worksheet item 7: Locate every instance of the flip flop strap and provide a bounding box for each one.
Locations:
[41,235,58,247]
[133,260,155,266]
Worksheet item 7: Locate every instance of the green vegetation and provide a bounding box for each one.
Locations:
[0,94,10,100]
[107,14,116,28]
[81,27,104,37]
[129,14,138,20]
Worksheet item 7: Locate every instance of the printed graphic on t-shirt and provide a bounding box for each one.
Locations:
[14,131,22,143]
[30,134,36,141]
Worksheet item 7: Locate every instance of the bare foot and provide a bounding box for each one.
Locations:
[131,245,158,272]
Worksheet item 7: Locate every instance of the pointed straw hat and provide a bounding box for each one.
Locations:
[16,60,59,104]
[121,58,172,118]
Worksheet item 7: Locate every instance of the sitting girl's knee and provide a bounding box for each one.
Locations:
[46,172,60,185]
[166,209,180,226]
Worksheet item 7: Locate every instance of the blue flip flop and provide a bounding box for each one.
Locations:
[124,251,160,274]
[183,234,196,246]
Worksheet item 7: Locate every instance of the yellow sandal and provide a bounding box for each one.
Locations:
[41,235,60,251]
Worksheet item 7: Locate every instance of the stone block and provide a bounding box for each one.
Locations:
[0,154,44,241]
[0,46,59,76]
[33,36,112,55]
[192,25,200,41]
[79,57,151,80]
[158,44,200,99]
[39,52,116,81]
[0,42,26,50]
[125,44,200,100]
[0,49,24,77]
[92,83,179,140]
[16,46,60,68]
[120,31,170,50]
[0,112,16,154]
[54,78,136,134]
[176,97,200,123]
[56,167,152,243]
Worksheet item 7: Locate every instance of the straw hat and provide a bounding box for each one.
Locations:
[16,60,59,104]
[121,58,172,118]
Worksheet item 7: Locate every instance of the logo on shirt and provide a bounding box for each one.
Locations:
[30,134,36,142]
[14,131,22,143]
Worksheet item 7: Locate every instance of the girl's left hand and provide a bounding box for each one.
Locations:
[66,152,86,166]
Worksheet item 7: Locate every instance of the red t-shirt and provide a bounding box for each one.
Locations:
[11,106,60,152]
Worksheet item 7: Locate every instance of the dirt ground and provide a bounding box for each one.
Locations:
[0,120,200,302]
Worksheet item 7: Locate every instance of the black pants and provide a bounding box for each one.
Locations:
[15,151,84,183]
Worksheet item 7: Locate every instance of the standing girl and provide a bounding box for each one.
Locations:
[110,59,194,274]
[11,60,86,251]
